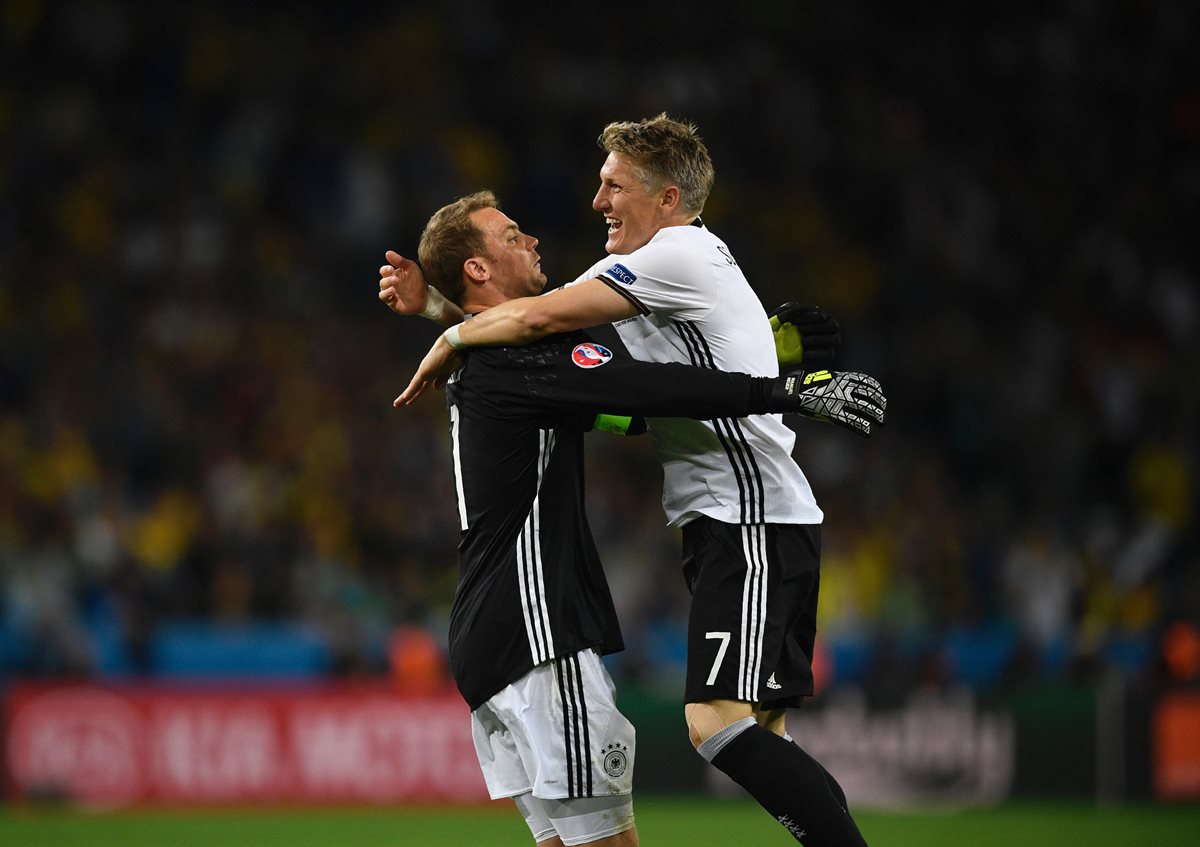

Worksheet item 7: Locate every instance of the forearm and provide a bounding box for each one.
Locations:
[511,333,886,435]
[597,366,766,420]
[580,368,887,439]
[447,279,638,350]
[609,368,777,420]
[530,356,777,420]
[456,297,553,346]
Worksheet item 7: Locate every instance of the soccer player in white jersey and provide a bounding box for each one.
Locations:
[388,115,875,846]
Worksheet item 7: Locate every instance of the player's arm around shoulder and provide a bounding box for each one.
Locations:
[394,283,638,407]
[459,278,639,346]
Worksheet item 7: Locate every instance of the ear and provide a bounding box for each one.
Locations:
[464,257,489,283]
[659,185,682,214]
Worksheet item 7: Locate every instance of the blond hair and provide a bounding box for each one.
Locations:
[597,113,715,216]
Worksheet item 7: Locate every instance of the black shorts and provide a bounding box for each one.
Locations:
[681,517,820,709]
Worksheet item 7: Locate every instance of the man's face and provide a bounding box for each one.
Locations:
[592,152,665,255]
[469,207,547,300]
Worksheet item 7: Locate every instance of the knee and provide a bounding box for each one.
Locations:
[684,702,719,749]
[756,707,788,737]
[684,700,753,749]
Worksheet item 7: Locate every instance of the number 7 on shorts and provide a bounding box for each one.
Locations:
[704,631,731,686]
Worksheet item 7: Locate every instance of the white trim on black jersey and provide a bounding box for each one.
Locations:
[517,428,557,664]
[450,404,468,531]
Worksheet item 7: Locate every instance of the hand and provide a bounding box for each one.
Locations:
[768,303,840,366]
[774,369,886,437]
[393,335,464,407]
[378,250,430,316]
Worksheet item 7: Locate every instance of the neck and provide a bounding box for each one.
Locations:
[460,288,507,314]
[662,213,698,229]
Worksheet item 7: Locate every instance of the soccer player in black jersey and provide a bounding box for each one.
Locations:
[382,190,884,846]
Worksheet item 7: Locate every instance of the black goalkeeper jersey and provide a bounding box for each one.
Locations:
[442,329,768,710]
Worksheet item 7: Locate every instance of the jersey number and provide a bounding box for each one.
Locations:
[704,631,731,686]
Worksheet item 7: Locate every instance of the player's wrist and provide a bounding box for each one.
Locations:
[747,377,779,414]
[442,323,467,351]
[767,371,814,414]
[420,286,448,322]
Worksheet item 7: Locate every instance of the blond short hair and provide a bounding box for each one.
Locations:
[597,113,715,216]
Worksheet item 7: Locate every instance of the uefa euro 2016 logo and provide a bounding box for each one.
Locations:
[571,343,613,369]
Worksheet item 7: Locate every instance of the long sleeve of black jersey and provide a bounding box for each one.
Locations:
[504,332,775,421]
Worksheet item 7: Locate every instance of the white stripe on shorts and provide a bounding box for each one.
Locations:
[739,524,768,701]
[470,649,635,803]
[555,653,592,798]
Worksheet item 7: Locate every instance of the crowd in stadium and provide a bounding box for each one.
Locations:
[2,2,1196,698]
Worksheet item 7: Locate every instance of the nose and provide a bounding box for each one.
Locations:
[592,187,606,211]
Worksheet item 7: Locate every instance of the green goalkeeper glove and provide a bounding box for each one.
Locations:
[768,303,840,366]
[771,369,886,437]
[591,413,647,436]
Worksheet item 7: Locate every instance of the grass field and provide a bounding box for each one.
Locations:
[2,797,1199,847]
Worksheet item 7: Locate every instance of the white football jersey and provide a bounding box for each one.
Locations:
[570,221,823,528]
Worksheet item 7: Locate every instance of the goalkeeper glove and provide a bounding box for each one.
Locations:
[591,413,647,436]
[768,303,840,366]
[771,369,886,437]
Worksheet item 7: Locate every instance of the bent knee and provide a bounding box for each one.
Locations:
[685,700,754,748]
[756,707,788,737]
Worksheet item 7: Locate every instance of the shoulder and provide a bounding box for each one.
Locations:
[611,227,710,277]
[646,224,709,254]
[505,331,591,368]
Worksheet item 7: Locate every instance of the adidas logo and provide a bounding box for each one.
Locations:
[766,673,781,690]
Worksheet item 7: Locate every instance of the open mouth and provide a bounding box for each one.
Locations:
[605,217,622,234]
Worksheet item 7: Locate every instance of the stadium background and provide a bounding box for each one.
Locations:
[1,0,1198,841]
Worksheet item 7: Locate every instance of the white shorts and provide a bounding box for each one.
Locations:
[471,649,636,802]
[513,792,635,846]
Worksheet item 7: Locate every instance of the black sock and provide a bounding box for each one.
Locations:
[818,760,849,812]
[705,723,867,846]
[784,732,849,812]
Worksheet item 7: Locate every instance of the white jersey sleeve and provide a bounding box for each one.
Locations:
[587,237,715,321]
